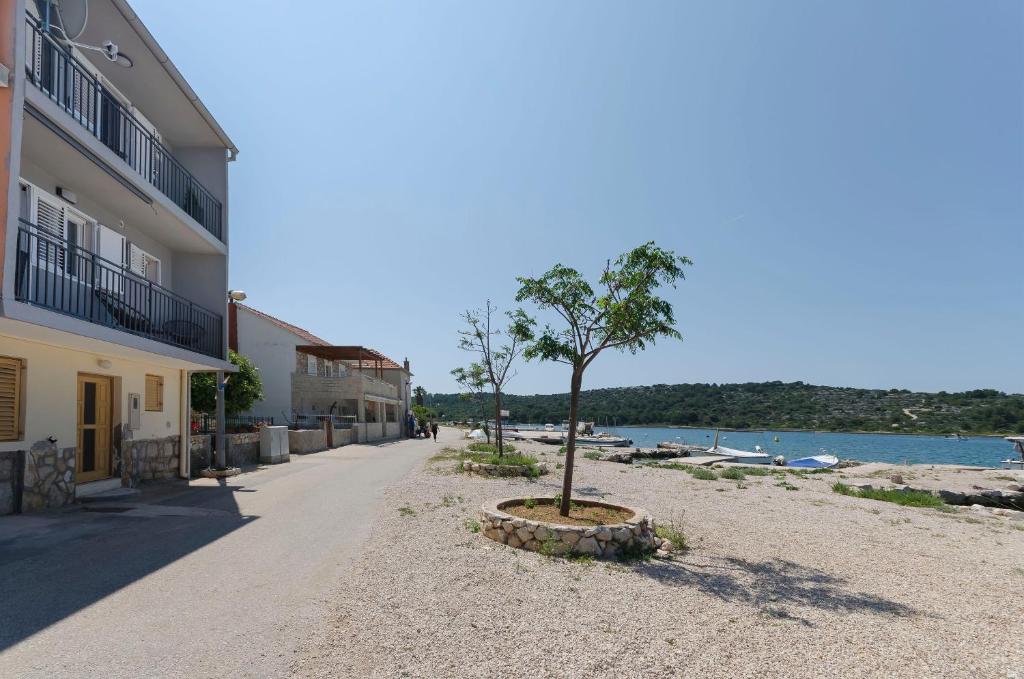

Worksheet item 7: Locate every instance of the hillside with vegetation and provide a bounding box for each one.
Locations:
[425,382,1024,435]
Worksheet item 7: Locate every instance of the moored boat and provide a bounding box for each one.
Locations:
[786,454,840,469]
[574,433,633,447]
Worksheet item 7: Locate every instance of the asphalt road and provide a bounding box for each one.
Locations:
[0,432,445,678]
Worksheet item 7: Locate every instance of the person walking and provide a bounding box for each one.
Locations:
[430,420,439,442]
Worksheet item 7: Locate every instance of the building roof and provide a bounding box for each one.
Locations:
[235,303,330,346]
[236,303,406,371]
[296,345,403,370]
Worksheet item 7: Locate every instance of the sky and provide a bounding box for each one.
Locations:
[133,0,1023,396]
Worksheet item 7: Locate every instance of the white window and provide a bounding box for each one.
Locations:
[307,354,317,376]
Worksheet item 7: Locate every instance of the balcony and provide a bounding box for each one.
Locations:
[24,16,224,241]
[14,220,224,359]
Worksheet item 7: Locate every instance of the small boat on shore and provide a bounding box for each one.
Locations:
[1002,437,1024,470]
[575,433,633,447]
[706,432,770,464]
[786,454,840,469]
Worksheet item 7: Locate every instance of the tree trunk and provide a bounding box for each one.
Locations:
[495,390,504,456]
[559,368,583,516]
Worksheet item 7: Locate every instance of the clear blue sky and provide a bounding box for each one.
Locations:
[134,0,1023,396]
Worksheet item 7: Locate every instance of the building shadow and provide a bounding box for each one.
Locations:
[0,482,255,651]
[629,555,917,625]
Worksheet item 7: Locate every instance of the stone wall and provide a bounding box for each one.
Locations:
[190,434,212,475]
[122,435,180,486]
[332,427,353,447]
[22,441,76,512]
[289,428,326,454]
[226,432,260,467]
[480,498,658,559]
[0,451,21,515]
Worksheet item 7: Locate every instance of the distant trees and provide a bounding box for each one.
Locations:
[413,386,427,407]
[423,382,1024,435]
[516,242,691,516]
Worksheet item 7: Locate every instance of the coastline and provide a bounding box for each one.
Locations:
[604,424,1011,439]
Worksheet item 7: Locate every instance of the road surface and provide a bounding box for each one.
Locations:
[0,433,446,677]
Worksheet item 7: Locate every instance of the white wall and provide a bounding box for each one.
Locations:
[235,307,302,421]
[0,333,182,453]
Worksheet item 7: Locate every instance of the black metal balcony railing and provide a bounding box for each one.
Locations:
[15,220,224,359]
[25,16,224,241]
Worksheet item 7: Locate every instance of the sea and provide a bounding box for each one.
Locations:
[509,424,1015,468]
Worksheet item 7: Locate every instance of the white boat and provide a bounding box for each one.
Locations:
[705,432,770,464]
[574,433,633,448]
[786,454,840,469]
[1002,437,1024,470]
[543,423,555,432]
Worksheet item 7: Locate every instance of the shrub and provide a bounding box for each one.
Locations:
[467,442,517,454]
[832,482,947,509]
[583,450,602,461]
[688,467,718,481]
[720,468,746,481]
[655,522,687,551]
[523,497,537,509]
[464,518,481,533]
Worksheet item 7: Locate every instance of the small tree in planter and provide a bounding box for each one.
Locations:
[516,242,690,516]
[454,301,534,455]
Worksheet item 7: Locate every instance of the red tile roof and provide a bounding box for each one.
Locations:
[235,303,330,346]
[238,304,405,371]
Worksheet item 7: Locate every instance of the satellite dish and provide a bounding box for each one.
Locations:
[55,0,89,41]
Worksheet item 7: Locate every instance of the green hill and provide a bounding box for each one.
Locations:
[425,382,1024,435]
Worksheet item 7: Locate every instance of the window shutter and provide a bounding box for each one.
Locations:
[34,192,66,271]
[145,374,163,411]
[0,357,24,441]
[128,243,147,278]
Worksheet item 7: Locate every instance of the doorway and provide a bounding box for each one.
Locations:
[77,374,112,483]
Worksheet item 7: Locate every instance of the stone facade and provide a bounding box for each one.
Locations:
[22,441,76,512]
[289,428,326,454]
[462,460,553,478]
[480,498,661,559]
[122,435,179,486]
[0,451,20,515]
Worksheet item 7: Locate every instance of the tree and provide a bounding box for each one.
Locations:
[191,351,264,416]
[455,301,534,455]
[516,242,690,516]
[412,404,436,428]
[413,386,427,407]
[451,362,490,441]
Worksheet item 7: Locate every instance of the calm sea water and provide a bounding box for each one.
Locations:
[511,424,1013,468]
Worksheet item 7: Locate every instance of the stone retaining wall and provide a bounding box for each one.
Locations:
[226,432,261,467]
[462,461,552,477]
[289,428,326,454]
[122,435,179,486]
[22,441,75,512]
[190,435,212,475]
[0,451,20,515]
[480,498,657,559]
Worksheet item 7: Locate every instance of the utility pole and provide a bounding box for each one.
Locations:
[215,370,226,469]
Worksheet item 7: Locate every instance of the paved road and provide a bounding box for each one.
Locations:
[0,433,446,678]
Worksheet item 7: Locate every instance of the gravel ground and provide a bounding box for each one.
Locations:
[293,429,1024,679]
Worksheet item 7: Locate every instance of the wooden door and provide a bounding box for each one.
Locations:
[77,374,112,483]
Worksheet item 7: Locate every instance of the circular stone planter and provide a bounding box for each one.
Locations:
[480,497,656,558]
[463,461,553,477]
